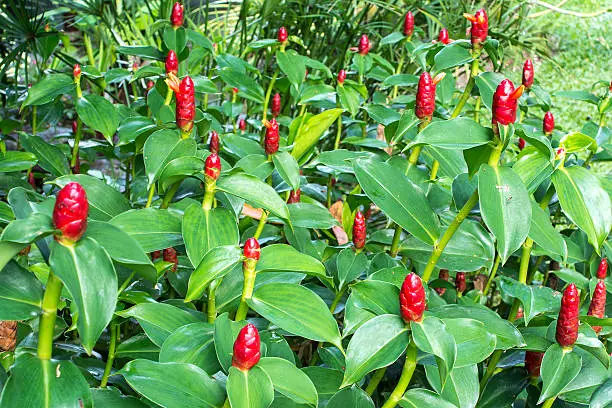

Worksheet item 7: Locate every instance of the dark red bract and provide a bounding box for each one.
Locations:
[403,11,414,37]
[239,118,247,131]
[287,189,301,204]
[415,72,436,120]
[525,351,544,378]
[465,8,488,44]
[455,272,466,293]
[232,324,261,371]
[265,118,279,155]
[73,64,81,79]
[271,93,281,117]
[492,79,523,125]
[518,138,526,150]
[435,269,449,296]
[543,111,554,134]
[358,34,370,55]
[337,69,346,85]
[587,280,606,334]
[438,28,450,44]
[352,210,366,250]
[163,248,178,272]
[53,182,88,244]
[209,131,219,154]
[205,153,221,180]
[522,59,534,89]
[278,27,288,43]
[556,284,580,347]
[400,273,426,323]
[171,2,184,28]
[176,76,195,134]
[597,258,608,279]
[165,50,178,75]
[243,238,260,261]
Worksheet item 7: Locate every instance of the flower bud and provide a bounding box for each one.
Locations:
[271,93,281,117]
[543,111,554,135]
[455,272,466,293]
[358,34,370,55]
[438,28,450,45]
[278,27,288,43]
[415,72,436,120]
[525,351,544,378]
[147,80,155,91]
[232,323,261,371]
[464,9,488,45]
[72,121,78,134]
[171,2,184,28]
[151,250,162,261]
[28,172,36,189]
[0,320,17,352]
[403,11,414,37]
[516,306,524,319]
[205,153,221,180]
[163,247,178,272]
[555,147,565,161]
[518,138,526,150]
[555,284,579,348]
[522,59,534,89]
[73,64,81,80]
[265,118,279,155]
[352,210,366,250]
[166,50,179,75]
[176,76,195,136]
[244,238,260,264]
[400,273,426,323]
[492,79,524,125]
[435,269,449,296]
[239,118,247,131]
[53,182,88,244]
[597,258,608,279]
[587,280,606,334]
[337,69,346,85]
[209,130,219,154]
[287,189,301,204]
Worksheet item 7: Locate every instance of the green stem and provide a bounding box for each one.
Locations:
[32,106,37,135]
[518,238,534,284]
[389,225,403,258]
[99,323,118,387]
[483,253,501,297]
[479,350,502,390]
[118,271,136,294]
[202,188,215,211]
[235,261,257,321]
[329,287,347,314]
[451,53,480,119]
[365,367,386,395]
[207,279,219,323]
[37,272,63,360]
[429,160,439,181]
[542,397,556,408]
[253,211,268,240]
[262,71,278,122]
[160,182,181,209]
[70,119,82,168]
[333,114,343,150]
[145,184,155,208]
[474,96,481,123]
[392,50,405,100]
[84,33,96,66]
[326,175,333,208]
[381,341,418,408]
[164,87,173,106]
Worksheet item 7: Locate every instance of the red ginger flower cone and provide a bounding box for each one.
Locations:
[556,283,580,348]
[525,351,544,378]
[73,64,81,80]
[166,50,178,75]
[597,258,608,279]
[287,189,301,204]
[244,238,260,261]
[518,138,526,150]
[358,34,370,55]
[455,272,466,293]
[163,247,178,272]
[587,280,606,334]
[438,28,450,44]
[337,69,346,85]
[172,76,195,137]
[205,153,221,180]
[543,111,554,135]
[464,9,488,45]
[232,323,261,371]
[278,27,288,43]
[171,2,184,28]
[53,182,88,244]
[209,131,219,154]
[238,118,247,131]
[271,93,281,117]
[522,59,534,89]
[435,269,449,296]
[352,210,366,250]
[265,118,279,155]
[492,79,524,125]
[400,273,426,323]
[403,12,414,37]
[415,72,438,120]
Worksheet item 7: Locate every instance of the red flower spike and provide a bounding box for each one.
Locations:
[358,34,370,55]
[146,80,155,91]
[165,50,178,75]
[588,280,606,334]
[438,28,450,45]
[337,69,346,85]
[233,87,239,94]
[151,250,162,261]
[543,111,554,135]
[163,248,178,272]
[176,76,195,135]
[265,118,279,155]
[243,238,260,261]
[73,64,81,79]
[492,79,523,125]
[72,121,78,134]
[518,138,526,150]
[400,273,426,323]
[516,306,524,319]
[239,118,247,131]
[464,8,488,45]
[271,93,281,117]
[556,284,580,348]
[435,269,449,296]
[205,153,221,180]
[278,27,288,43]
[232,324,261,371]
[171,2,184,28]
[352,210,366,250]
[403,11,414,37]
[287,189,301,204]
[415,72,437,120]
[597,258,608,279]
[53,182,88,244]
[525,351,544,378]
[522,59,534,89]
[209,131,219,154]
[455,272,466,293]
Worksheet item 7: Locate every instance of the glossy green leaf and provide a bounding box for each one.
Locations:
[381,74,419,89]
[236,155,274,180]
[248,283,342,348]
[49,238,117,354]
[354,158,439,245]
[119,359,225,408]
[19,134,70,177]
[158,156,205,191]
[560,132,597,154]
[590,378,612,408]
[350,280,400,316]
[538,344,582,403]
[0,212,54,243]
[336,247,368,290]
[115,334,160,361]
[227,366,274,408]
[326,386,374,408]
[341,314,409,386]
[399,388,457,408]
[272,151,301,191]
[159,322,220,375]
[213,312,248,372]
[513,148,554,193]
[0,261,43,320]
[478,164,531,263]
[498,277,561,325]
[117,45,165,60]
[474,72,504,111]
[219,68,265,103]
[425,364,479,408]
[91,388,149,408]
[143,129,197,188]
[433,44,472,72]
[477,366,529,408]
[257,244,326,278]
[185,245,242,302]
[277,50,306,89]
[407,118,492,150]
[76,95,118,144]
[363,104,401,126]
[110,209,182,252]
[163,26,187,53]
[528,201,567,260]
[291,109,343,160]
[258,357,318,406]
[287,203,338,229]
[0,151,37,172]
[22,74,75,107]
[337,85,361,117]
[411,316,457,385]
[441,318,495,367]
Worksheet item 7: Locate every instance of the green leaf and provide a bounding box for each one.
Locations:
[433,44,473,72]
[363,104,401,126]
[411,316,457,385]
[326,386,374,408]
[336,248,368,290]
[291,109,343,160]
[407,118,492,150]
[287,203,338,229]
[53,174,131,221]
[441,318,495,367]
[216,172,289,220]
[474,72,504,111]
[143,129,197,188]
[341,314,409,386]
[117,302,204,346]
[185,245,242,302]
[425,364,479,408]
[399,389,457,408]
[354,158,439,245]
[0,151,37,172]
[159,322,220,375]
[236,154,274,180]
[19,134,70,177]
[219,68,264,103]
[158,156,205,191]
[248,283,342,348]
[115,334,160,361]
[381,74,419,89]
[591,378,612,408]
[257,244,326,278]
[528,201,567,260]
[272,151,301,191]
[49,238,117,354]
[119,359,225,408]
[0,212,54,243]
[380,32,405,45]
[227,366,274,408]
[22,74,75,107]
[0,353,92,408]
[478,164,531,263]
[350,280,400,316]
[477,366,529,408]
[560,132,597,154]
[513,148,554,193]
[0,242,28,273]
[213,312,247,371]
[116,116,158,146]
[277,50,306,89]
[554,90,599,105]
[110,209,182,252]
[498,277,561,325]
[182,205,239,267]
[538,344,582,403]
[91,387,149,407]
[163,26,187,53]
[76,95,119,144]
[552,166,611,252]
[258,357,318,406]
[117,45,165,61]
[0,261,43,320]
[337,85,361,117]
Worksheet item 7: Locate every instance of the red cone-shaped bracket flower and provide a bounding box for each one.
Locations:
[176,76,195,135]
[438,28,450,44]
[455,272,466,293]
[464,8,488,44]
[400,273,426,323]
[287,189,301,204]
[265,118,279,155]
[435,269,449,296]
[543,111,554,135]
[165,50,178,75]
[271,93,281,117]
[239,118,247,131]
[597,258,608,279]
[522,59,534,89]
[73,64,81,80]
[403,12,414,37]
[358,34,370,55]
[525,351,544,378]
[518,138,526,150]
[587,280,606,334]
[243,238,260,261]
[278,27,288,43]
[492,79,524,125]
[232,323,261,371]
[53,182,88,244]
[415,72,445,120]
[337,69,346,85]
[72,121,78,134]
[171,2,184,28]
[352,210,366,250]
[209,131,219,154]
[205,153,221,180]
[556,283,580,348]
[163,248,178,272]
